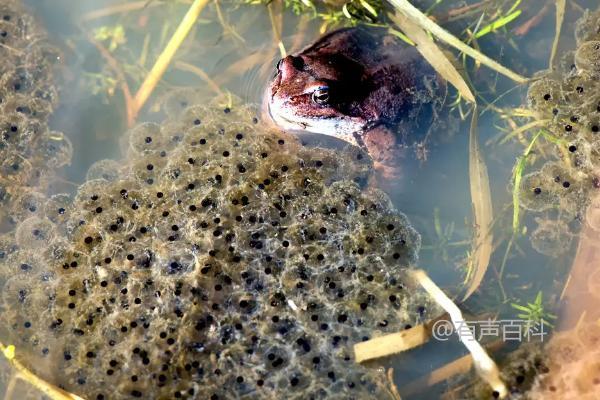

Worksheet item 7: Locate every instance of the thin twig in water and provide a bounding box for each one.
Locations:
[174,60,223,96]
[402,340,504,396]
[214,0,246,44]
[4,373,18,399]
[549,0,566,70]
[0,342,85,400]
[132,0,210,123]
[434,0,494,23]
[267,1,286,58]
[387,368,402,400]
[513,1,551,36]
[81,0,164,21]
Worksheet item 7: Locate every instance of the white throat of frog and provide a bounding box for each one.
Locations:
[266,98,362,148]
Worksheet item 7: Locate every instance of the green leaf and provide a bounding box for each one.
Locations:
[359,0,378,17]
[511,303,530,312]
[474,9,522,39]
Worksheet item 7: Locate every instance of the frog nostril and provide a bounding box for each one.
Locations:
[277,56,305,80]
[290,56,305,70]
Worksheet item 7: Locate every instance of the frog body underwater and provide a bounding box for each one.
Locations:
[267,26,445,174]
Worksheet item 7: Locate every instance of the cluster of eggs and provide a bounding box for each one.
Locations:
[0,0,71,228]
[1,96,433,400]
[463,10,600,400]
[521,10,600,255]
[0,3,436,399]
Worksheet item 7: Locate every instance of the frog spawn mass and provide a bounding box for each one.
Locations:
[521,9,600,256]
[1,82,433,400]
[0,0,72,227]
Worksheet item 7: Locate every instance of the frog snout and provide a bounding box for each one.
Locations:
[276,55,305,80]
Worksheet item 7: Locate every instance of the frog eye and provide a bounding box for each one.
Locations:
[312,87,329,105]
[275,58,283,70]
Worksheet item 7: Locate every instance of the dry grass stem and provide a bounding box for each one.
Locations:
[81,1,165,21]
[410,270,507,398]
[132,0,210,122]
[463,107,493,301]
[390,12,475,103]
[549,0,566,69]
[499,119,549,145]
[354,322,431,363]
[174,60,223,95]
[387,0,528,84]
[0,343,85,400]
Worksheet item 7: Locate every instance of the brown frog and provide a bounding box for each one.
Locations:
[267,26,445,175]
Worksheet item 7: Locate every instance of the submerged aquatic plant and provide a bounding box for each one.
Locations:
[93,24,126,52]
[421,208,469,264]
[511,291,557,332]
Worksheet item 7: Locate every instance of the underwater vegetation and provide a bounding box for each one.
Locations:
[0,1,440,399]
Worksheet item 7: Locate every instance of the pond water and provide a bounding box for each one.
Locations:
[1,0,599,398]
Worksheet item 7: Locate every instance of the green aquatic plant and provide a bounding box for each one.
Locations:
[511,291,557,331]
[473,4,522,40]
[93,24,126,52]
[421,208,469,263]
[511,129,544,234]
[83,72,118,101]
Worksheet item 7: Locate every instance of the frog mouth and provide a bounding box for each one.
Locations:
[270,109,309,130]
[268,101,314,131]
[268,104,361,147]
[265,89,310,131]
